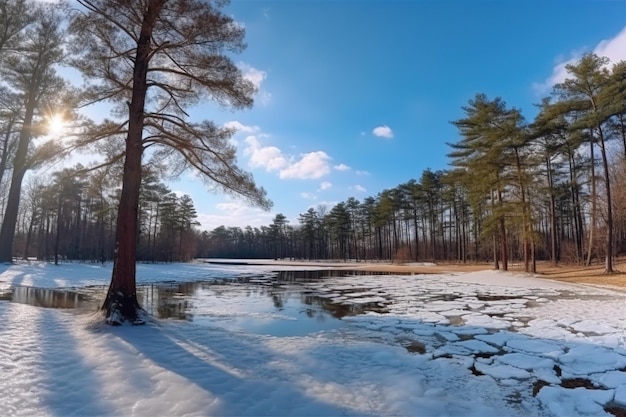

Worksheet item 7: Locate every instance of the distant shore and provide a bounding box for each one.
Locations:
[204,258,626,288]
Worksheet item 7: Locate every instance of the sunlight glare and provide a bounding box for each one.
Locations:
[47,114,65,136]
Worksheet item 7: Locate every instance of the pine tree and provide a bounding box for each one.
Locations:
[69,0,271,324]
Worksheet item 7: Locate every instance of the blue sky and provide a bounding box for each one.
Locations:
[64,1,626,230]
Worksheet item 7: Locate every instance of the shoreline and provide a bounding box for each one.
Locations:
[203,258,626,288]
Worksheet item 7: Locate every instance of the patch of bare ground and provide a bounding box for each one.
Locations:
[606,405,626,417]
[405,259,626,288]
[372,259,626,288]
[533,260,626,288]
[212,258,626,288]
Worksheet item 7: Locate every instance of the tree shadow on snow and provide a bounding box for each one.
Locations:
[35,308,114,416]
[0,263,21,287]
[114,322,351,416]
[0,261,43,287]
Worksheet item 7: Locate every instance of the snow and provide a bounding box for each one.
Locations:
[616,385,626,406]
[1,260,626,416]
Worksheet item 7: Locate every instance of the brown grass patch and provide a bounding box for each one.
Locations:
[211,258,626,288]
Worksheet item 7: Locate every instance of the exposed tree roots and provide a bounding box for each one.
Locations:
[102,291,146,326]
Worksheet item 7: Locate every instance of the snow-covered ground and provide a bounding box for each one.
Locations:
[0,261,625,417]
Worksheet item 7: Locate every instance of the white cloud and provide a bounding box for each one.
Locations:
[595,27,626,61]
[334,163,350,171]
[223,120,259,134]
[279,151,331,180]
[319,181,332,190]
[373,125,394,139]
[355,170,370,176]
[244,136,288,172]
[300,192,317,200]
[238,63,266,90]
[350,185,367,193]
[535,25,626,93]
[244,137,332,180]
[238,62,271,105]
[216,202,242,212]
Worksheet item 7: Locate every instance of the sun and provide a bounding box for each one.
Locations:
[47,114,66,136]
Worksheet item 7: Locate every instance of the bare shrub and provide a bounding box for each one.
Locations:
[560,239,582,265]
[393,245,412,264]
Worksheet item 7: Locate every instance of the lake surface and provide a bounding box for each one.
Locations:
[5,267,618,341]
[3,270,400,336]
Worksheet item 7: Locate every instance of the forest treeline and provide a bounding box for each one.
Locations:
[2,165,201,263]
[0,0,624,274]
[199,55,626,273]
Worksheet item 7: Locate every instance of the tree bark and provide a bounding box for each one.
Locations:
[597,127,614,273]
[102,0,166,324]
[0,118,16,188]
[546,156,558,266]
[0,94,36,262]
[498,188,508,272]
[586,136,596,267]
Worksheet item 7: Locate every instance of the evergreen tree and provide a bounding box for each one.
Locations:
[551,54,618,272]
[68,0,271,324]
[0,5,69,262]
[449,94,525,271]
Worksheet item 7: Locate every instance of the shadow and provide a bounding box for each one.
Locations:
[0,260,58,288]
[0,264,25,287]
[113,323,352,416]
[0,302,112,416]
[34,308,114,416]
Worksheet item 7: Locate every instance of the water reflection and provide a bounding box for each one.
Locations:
[139,282,193,320]
[10,286,98,310]
[136,277,391,321]
[5,269,397,336]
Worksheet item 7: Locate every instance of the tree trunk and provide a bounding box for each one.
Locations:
[490,189,499,270]
[102,0,166,324]
[569,154,584,263]
[0,118,16,187]
[586,136,596,266]
[498,188,508,271]
[547,156,558,266]
[54,191,62,266]
[597,127,614,273]
[412,208,419,261]
[23,211,36,261]
[0,94,36,262]
[513,147,529,272]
